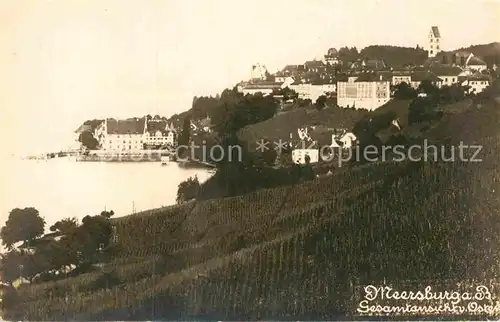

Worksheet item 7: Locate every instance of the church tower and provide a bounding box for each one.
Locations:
[427,26,441,58]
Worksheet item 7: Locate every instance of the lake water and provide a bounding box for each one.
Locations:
[0,157,213,242]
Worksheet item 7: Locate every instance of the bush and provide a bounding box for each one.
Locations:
[176,176,201,204]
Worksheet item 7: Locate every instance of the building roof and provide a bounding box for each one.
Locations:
[430,65,463,76]
[460,73,491,82]
[467,56,487,66]
[243,83,282,89]
[106,117,146,135]
[364,59,386,69]
[431,26,440,38]
[146,120,175,135]
[282,65,299,72]
[411,71,442,82]
[354,73,390,82]
[304,60,325,68]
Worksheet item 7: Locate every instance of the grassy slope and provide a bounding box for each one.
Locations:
[237,105,368,148]
[13,96,500,320]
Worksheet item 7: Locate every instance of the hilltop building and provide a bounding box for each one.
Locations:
[427,26,442,58]
[250,63,268,81]
[324,48,341,65]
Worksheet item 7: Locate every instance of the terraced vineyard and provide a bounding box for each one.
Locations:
[11,134,500,320]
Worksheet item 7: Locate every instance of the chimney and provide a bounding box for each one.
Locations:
[379,75,383,81]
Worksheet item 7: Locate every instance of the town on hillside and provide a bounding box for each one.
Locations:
[5,13,500,320]
[72,26,499,167]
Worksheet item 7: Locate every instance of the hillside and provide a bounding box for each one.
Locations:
[10,120,500,319]
[237,105,368,148]
[454,42,500,65]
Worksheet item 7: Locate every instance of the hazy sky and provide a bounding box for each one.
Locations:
[1,0,499,155]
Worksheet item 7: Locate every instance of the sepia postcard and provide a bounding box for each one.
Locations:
[1,0,500,320]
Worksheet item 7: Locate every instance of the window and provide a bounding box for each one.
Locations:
[430,50,433,55]
[436,45,440,50]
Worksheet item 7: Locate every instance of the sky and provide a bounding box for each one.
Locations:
[0,0,499,155]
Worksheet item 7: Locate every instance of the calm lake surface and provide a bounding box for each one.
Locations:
[0,157,213,237]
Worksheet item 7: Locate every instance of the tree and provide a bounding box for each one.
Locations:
[393,82,417,100]
[177,117,191,157]
[1,208,45,249]
[0,250,24,284]
[408,97,441,125]
[76,214,114,262]
[49,217,78,236]
[78,131,99,150]
[176,176,201,203]
[315,95,327,110]
[0,284,21,320]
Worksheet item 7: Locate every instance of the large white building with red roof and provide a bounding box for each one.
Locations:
[93,117,176,152]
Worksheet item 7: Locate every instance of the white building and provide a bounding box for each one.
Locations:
[337,74,391,111]
[465,55,488,72]
[251,63,268,81]
[292,149,319,164]
[459,74,491,94]
[427,26,441,58]
[340,132,357,149]
[409,71,443,89]
[94,117,176,152]
[238,83,281,96]
[144,120,176,147]
[289,83,336,101]
[96,117,147,152]
[391,73,412,86]
[324,48,341,65]
[430,66,462,87]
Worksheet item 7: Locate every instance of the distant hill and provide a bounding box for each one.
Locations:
[359,45,428,67]
[453,42,500,67]
[453,42,500,58]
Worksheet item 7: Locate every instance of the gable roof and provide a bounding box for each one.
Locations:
[430,65,463,76]
[460,73,491,82]
[431,26,440,38]
[304,60,325,68]
[146,120,175,135]
[364,59,386,69]
[411,71,442,82]
[467,56,487,66]
[282,65,299,72]
[106,117,146,135]
[354,73,390,82]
